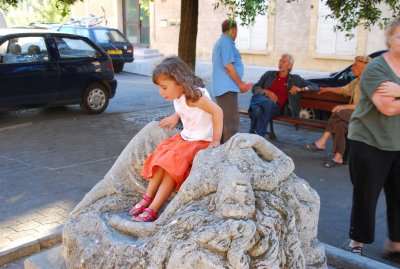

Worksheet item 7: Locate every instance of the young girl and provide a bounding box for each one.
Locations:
[129,56,223,222]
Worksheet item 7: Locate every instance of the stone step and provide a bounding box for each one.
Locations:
[134,48,163,59]
[24,245,66,269]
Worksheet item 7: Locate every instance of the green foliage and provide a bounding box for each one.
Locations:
[139,0,153,15]
[1,0,81,17]
[1,0,80,25]
[214,0,400,38]
[325,0,400,33]
[0,0,18,7]
[213,0,269,26]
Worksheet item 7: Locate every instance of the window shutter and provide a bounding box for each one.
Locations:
[336,31,357,55]
[316,0,356,55]
[250,15,267,50]
[236,14,267,51]
[316,15,336,54]
[236,16,251,50]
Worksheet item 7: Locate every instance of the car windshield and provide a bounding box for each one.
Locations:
[93,29,127,43]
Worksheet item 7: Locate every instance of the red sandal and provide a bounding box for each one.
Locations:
[129,194,153,216]
[131,208,158,222]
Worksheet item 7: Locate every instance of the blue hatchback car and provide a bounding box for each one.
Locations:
[0,29,117,114]
[55,25,134,73]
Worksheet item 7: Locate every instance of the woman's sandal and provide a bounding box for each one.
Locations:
[129,194,153,216]
[304,143,324,152]
[131,208,158,222]
[323,159,343,168]
[348,246,363,256]
[383,250,400,263]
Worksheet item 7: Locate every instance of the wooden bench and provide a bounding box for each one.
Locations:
[239,91,350,140]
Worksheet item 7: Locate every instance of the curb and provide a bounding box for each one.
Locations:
[1,229,397,269]
[0,226,63,266]
[324,244,398,269]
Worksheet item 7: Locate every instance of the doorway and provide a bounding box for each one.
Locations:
[123,0,149,46]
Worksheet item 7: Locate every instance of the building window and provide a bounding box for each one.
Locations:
[235,14,268,51]
[316,0,357,56]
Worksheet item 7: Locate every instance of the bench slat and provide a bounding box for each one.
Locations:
[301,99,339,111]
[238,91,349,139]
[301,91,350,103]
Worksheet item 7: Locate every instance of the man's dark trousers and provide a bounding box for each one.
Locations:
[248,94,280,137]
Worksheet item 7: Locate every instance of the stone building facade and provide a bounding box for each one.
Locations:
[70,0,388,72]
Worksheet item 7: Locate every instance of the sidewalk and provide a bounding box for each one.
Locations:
[0,56,398,268]
[126,51,330,82]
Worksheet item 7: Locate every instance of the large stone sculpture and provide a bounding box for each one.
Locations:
[63,121,327,269]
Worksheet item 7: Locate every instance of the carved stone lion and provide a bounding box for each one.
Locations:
[63,121,327,269]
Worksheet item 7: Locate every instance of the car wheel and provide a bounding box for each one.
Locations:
[113,63,124,73]
[299,107,315,119]
[80,83,109,114]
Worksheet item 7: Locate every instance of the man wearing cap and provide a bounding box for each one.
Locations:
[304,56,372,167]
[211,19,253,143]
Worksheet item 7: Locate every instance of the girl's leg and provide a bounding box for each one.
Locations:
[145,167,165,198]
[148,172,176,212]
[133,172,176,222]
[129,167,165,215]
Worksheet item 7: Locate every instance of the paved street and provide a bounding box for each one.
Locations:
[0,65,399,268]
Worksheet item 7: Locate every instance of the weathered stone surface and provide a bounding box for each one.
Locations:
[63,121,327,269]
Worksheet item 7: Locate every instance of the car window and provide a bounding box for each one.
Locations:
[76,28,91,38]
[108,30,128,42]
[59,27,76,34]
[92,29,113,43]
[55,37,101,59]
[93,29,127,43]
[0,36,49,64]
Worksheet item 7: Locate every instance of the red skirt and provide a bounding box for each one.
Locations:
[141,134,210,190]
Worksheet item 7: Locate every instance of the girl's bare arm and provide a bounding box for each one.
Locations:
[189,96,223,147]
[159,112,180,130]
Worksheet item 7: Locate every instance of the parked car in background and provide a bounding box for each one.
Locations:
[0,29,117,114]
[50,22,134,73]
[307,50,387,87]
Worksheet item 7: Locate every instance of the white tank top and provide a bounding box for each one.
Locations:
[174,87,213,141]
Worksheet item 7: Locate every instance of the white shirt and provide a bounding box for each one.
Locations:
[174,88,213,141]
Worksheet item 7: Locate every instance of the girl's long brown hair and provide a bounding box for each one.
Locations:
[152,56,204,102]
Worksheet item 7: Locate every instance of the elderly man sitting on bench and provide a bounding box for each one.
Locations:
[248,53,319,138]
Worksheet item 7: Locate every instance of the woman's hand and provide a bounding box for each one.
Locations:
[332,104,354,112]
[376,81,400,98]
[207,141,221,149]
[159,113,180,130]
